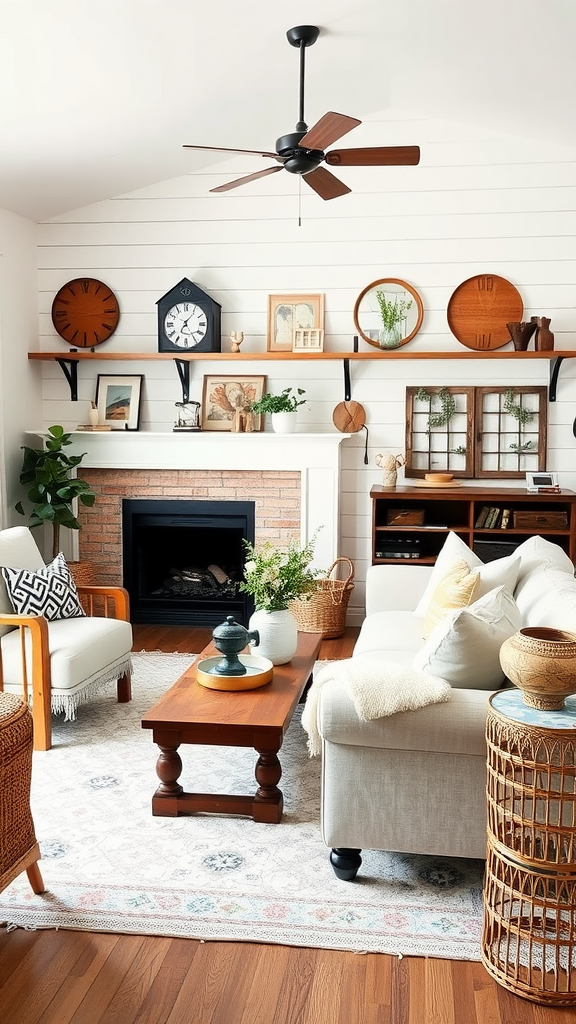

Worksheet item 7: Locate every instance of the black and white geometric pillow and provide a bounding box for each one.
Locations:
[1,552,86,620]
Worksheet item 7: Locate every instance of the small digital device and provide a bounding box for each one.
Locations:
[525,472,559,492]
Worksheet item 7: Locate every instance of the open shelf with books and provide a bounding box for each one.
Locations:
[370,485,576,565]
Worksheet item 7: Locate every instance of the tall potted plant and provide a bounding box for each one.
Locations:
[15,425,96,560]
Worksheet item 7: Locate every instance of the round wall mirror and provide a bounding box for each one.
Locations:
[353,278,424,350]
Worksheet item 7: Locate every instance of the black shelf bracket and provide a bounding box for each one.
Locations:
[174,359,191,403]
[549,355,564,402]
[56,358,79,401]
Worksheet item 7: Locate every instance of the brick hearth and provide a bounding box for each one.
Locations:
[77,469,301,587]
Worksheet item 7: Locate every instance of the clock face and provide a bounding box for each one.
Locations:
[163,302,208,348]
[51,278,120,348]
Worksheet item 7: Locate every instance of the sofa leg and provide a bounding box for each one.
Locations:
[330,848,362,881]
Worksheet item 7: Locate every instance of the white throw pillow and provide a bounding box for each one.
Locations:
[514,563,576,629]
[513,535,575,586]
[413,531,520,618]
[413,585,522,690]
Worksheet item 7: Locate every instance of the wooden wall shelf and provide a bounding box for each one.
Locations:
[28,350,576,362]
[28,350,575,403]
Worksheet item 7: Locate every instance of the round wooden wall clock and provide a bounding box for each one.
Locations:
[51,278,120,348]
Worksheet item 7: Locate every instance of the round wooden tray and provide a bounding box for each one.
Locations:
[196,654,274,691]
[447,274,523,350]
[406,479,462,488]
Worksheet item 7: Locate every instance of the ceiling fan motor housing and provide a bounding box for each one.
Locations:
[275,131,324,175]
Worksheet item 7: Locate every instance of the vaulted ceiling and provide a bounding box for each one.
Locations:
[0,0,574,222]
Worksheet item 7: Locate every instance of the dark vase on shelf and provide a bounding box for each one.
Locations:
[506,321,537,351]
[531,316,554,351]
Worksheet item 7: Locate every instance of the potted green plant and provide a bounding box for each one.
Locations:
[249,387,306,434]
[15,425,96,560]
[375,289,413,349]
[239,531,319,663]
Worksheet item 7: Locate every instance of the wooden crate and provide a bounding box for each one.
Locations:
[513,511,568,529]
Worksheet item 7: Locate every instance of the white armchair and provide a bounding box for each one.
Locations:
[0,527,133,751]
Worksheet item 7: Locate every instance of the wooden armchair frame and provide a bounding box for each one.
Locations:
[0,585,131,751]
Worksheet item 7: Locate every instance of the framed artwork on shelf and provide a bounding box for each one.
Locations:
[267,293,324,352]
[201,374,267,431]
[292,328,324,353]
[95,374,143,431]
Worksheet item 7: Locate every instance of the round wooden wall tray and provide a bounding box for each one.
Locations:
[447,274,523,350]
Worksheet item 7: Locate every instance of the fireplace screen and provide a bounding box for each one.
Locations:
[122,499,255,626]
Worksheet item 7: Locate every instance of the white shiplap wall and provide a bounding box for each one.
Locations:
[34,111,576,618]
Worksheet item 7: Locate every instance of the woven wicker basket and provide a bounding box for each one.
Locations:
[289,557,355,639]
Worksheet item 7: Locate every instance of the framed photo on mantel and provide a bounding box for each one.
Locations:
[95,374,143,431]
[267,293,324,352]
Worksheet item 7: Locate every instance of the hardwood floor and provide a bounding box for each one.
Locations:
[1,625,572,1023]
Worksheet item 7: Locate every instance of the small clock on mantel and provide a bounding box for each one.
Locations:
[157,278,221,353]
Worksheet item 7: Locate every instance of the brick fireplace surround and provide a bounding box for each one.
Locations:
[53,431,349,589]
[77,468,301,587]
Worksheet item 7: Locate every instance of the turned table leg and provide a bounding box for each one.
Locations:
[253,746,283,823]
[151,743,183,816]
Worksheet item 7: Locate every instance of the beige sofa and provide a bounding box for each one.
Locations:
[317,534,576,879]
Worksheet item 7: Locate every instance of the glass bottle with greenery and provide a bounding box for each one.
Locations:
[375,290,413,348]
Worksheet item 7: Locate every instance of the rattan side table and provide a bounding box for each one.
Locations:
[482,688,576,1006]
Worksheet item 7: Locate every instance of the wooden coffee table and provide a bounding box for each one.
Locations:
[141,632,322,823]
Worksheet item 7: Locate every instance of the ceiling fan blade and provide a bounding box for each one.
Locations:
[183,144,282,161]
[326,145,421,167]
[303,166,351,201]
[299,112,361,151]
[210,165,284,194]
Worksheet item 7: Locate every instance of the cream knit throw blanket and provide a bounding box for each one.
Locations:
[301,657,452,757]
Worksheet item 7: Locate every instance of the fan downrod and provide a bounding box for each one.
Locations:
[286,25,319,48]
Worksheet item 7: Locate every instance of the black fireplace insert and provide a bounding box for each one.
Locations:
[122,498,255,626]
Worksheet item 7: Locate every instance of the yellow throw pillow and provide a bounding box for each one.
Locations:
[423,560,480,638]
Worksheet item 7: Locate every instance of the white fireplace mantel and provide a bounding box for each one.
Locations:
[27,430,350,569]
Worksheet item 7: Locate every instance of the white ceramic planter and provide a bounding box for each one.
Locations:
[271,411,297,434]
[248,608,298,664]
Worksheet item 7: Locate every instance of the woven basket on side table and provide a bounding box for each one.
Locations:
[289,557,355,639]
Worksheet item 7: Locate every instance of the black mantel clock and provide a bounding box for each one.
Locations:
[157,278,221,353]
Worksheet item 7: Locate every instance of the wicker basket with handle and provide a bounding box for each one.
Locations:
[289,557,355,639]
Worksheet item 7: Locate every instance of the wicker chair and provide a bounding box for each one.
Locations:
[0,692,44,896]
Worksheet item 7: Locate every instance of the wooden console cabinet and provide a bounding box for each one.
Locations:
[371,485,576,565]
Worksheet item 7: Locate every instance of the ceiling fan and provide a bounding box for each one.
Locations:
[183,25,420,201]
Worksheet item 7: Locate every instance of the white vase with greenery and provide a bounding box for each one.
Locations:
[249,387,306,434]
[240,531,319,664]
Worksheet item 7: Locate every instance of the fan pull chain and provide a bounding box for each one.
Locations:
[298,176,302,227]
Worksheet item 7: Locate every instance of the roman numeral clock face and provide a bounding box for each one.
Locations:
[164,302,207,348]
[51,278,120,347]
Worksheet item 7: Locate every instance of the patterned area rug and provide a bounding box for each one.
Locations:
[0,652,484,959]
